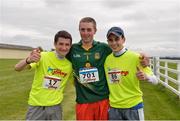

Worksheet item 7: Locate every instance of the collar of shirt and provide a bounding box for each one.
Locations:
[54,51,65,60]
[77,40,98,46]
[113,47,128,57]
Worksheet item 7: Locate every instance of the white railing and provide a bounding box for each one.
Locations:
[150,57,180,98]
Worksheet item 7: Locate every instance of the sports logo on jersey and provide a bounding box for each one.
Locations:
[95,52,100,59]
[47,67,67,77]
[73,54,81,58]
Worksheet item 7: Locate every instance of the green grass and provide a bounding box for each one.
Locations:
[141,82,180,120]
[0,59,180,120]
[0,59,75,120]
[143,61,180,120]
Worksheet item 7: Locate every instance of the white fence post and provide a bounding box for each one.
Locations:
[165,61,168,85]
[177,62,180,99]
[153,57,157,75]
[156,57,160,80]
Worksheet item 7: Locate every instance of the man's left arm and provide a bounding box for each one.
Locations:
[136,66,158,85]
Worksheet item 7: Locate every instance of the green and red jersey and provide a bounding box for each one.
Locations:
[67,40,112,103]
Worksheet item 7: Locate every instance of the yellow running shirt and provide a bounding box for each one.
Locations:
[28,51,72,106]
[104,50,153,108]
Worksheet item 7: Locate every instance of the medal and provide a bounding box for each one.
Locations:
[85,62,91,68]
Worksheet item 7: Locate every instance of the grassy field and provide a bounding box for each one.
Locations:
[0,59,180,120]
[0,59,75,120]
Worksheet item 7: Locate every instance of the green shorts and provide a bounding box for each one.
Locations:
[26,104,62,120]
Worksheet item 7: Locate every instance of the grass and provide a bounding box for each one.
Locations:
[141,82,180,120]
[0,59,75,120]
[0,59,180,120]
[143,61,180,120]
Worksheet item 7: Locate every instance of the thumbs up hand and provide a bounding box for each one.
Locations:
[139,53,150,67]
[26,48,41,64]
[136,66,148,81]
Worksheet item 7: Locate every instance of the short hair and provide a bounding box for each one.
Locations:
[54,30,72,44]
[79,17,97,30]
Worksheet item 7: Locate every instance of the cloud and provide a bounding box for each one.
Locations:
[13,35,31,41]
[44,0,71,7]
[0,0,179,57]
[102,0,137,9]
[146,47,179,57]
[130,46,179,57]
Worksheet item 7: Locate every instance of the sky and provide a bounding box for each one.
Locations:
[0,0,180,57]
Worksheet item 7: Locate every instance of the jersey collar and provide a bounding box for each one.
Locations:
[78,40,98,46]
[113,47,128,57]
[54,51,65,60]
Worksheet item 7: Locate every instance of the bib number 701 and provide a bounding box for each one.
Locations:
[79,68,99,83]
[82,72,95,79]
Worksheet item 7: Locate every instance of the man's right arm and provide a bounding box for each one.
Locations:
[14,48,41,71]
[14,58,31,71]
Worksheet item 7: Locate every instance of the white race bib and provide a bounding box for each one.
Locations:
[79,67,99,83]
[108,70,121,83]
[43,76,61,89]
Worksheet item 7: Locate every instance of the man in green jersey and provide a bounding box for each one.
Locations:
[67,17,111,120]
[104,27,158,120]
[67,17,150,120]
[15,30,73,120]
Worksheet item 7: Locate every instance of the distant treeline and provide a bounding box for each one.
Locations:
[150,57,180,60]
[160,57,180,60]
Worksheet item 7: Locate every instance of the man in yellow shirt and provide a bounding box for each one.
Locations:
[15,30,73,120]
[104,27,158,120]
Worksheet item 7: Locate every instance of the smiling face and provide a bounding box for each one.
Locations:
[107,34,125,52]
[54,37,71,57]
[79,22,96,44]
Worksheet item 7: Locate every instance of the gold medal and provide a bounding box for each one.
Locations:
[85,62,91,68]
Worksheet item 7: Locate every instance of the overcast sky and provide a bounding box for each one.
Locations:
[0,0,180,57]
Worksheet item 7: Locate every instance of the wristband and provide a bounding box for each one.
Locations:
[25,57,31,64]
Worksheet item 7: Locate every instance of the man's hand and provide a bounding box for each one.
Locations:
[26,48,41,63]
[136,66,148,81]
[139,53,150,67]
[15,47,42,71]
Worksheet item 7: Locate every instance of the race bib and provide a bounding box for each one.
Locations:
[43,76,61,89]
[108,70,121,83]
[79,67,99,83]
